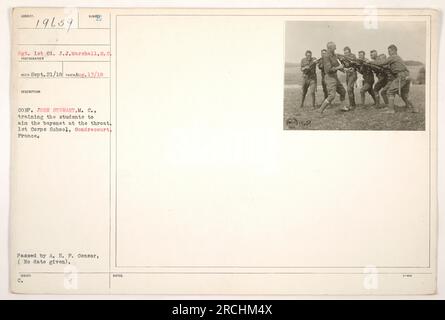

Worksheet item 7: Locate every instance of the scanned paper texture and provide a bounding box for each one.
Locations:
[10,8,438,294]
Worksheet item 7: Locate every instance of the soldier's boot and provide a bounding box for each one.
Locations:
[360,92,366,106]
[384,96,396,114]
[402,97,419,113]
[310,93,316,109]
[381,92,389,105]
[370,91,377,106]
[374,94,383,108]
[348,95,356,110]
[299,96,305,109]
[318,99,330,114]
[339,95,351,111]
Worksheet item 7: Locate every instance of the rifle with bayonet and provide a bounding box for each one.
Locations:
[336,54,389,74]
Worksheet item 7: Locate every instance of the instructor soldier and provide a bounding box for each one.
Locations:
[318,42,347,114]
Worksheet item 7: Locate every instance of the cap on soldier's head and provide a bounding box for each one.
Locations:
[370,49,377,54]
[326,41,336,49]
[358,50,365,55]
[344,46,351,52]
[305,50,312,55]
[388,44,398,51]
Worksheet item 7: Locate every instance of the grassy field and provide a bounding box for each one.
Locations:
[283,65,426,130]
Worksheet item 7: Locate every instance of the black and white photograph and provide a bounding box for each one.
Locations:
[283,20,427,130]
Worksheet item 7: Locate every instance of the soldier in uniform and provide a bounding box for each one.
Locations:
[318,49,329,100]
[379,54,394,108]
[299,50,317,109]
[370,44,418,113]
[342,46,358,111]
[357,51,377,106]
[318,42,347,114]
[370,50,389,108]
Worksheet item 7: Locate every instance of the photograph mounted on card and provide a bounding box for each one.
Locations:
[283,17,430,130]
[9,8,438,295]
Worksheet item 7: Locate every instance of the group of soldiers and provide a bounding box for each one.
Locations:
[299,41,418,114]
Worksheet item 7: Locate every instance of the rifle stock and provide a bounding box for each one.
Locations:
[302,57,322,74]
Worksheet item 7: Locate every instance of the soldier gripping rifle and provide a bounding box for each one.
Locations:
[369,44,418,113]
[302,56,323,71]
[336,52,389,75]
[357,51,377,106]
[337,45,417,114]
[340,47,358,110]
[317,42,347,114]
[337,52,394,108]
[371,51,394,108]
[299,50,322,109]
[318,49,329,99]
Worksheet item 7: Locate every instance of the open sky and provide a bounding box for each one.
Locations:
[285,21,426,63]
